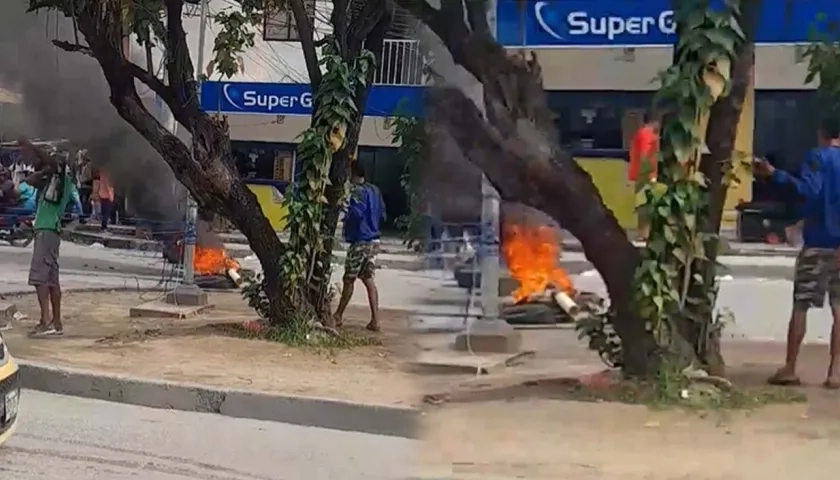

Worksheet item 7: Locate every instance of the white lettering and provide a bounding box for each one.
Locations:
[565,10,676,40]
[566,12,589,35]
[240,91,313,111]
[658,11,676,34]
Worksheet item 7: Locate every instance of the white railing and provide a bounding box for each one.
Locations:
[373,39,425,86]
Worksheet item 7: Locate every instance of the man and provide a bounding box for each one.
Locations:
[98,168,115,231]
[756,118,840,389]
[628,112,660,240]
[333,162,386,331]
[76,150,93,217]
[18,138,77,338]
[0,167,18,206]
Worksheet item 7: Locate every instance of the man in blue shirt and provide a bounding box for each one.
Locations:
[757,118,840,389]
[333,162,386,331]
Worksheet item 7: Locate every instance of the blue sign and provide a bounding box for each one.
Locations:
[200,81,424,117]
[496,0,839,48]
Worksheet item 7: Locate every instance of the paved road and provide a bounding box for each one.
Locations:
[0,391,415,480]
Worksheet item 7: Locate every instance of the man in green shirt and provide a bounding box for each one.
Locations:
[18,138,76,337]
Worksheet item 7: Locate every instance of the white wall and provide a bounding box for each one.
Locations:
[535,45,814,91]
[175,0,333,83]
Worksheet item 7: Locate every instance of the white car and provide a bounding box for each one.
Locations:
[0,331,20,446]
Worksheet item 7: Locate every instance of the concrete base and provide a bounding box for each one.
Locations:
[129,300,214,319]
[165,283,209,306]
[411,349,535,375]
[454,319,522,354]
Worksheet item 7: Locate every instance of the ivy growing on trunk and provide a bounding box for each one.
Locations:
[634,0,745,371]
[244,37,376,326]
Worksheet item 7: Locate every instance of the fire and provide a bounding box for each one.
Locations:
[502,223,575,303]
[194,246,240,276]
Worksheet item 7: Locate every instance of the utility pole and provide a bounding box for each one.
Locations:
[165,0,208,306]
[453,0,521,354]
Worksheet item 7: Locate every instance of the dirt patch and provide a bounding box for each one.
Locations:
[417,340,840,479]
[420,399,840,480]
[2,290,421,406]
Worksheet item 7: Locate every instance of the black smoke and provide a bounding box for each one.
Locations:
[0,2,184,226]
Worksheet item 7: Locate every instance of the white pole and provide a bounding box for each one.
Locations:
[181,0,209,286]
[479,175,501,320]
[480,0,501,322]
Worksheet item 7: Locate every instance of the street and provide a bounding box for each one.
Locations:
[0,390,415,480]
[0,240,829,342]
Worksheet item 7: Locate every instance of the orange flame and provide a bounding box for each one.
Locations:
[194,246,240,276]
[502,224,575,303]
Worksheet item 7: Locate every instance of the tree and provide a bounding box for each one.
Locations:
[394,0,758,376]
[29,0,392,327]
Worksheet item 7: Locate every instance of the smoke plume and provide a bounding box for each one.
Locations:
[0,2,184,226]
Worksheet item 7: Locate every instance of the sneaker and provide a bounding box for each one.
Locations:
[29,324,57,338]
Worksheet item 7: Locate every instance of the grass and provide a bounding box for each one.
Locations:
[555,369,806,412]
[210,314,381,353]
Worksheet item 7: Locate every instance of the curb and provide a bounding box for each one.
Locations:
[16,360,421,439]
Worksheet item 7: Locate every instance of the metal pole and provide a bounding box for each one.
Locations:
[181,0,208,286]
[480,0,501,322]
[479,175,501,320]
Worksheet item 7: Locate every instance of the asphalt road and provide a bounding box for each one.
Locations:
[0,391,415,480]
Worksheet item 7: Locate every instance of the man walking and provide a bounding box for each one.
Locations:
[628,112,660,240]
[757,119,840,389]
[333,162,386,331]
[18,138,77,338]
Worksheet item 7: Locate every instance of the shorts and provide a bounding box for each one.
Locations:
[343,242,377,281]
[28,230,61,287]
[793,247,840,309]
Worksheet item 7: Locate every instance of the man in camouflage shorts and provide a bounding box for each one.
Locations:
[757,118,840,389]
[344,241,378,283]
[333,162,386,331]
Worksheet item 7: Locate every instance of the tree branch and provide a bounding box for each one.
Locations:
[289,0,322,87]
[163,0,201,125]
[346,0,392,57]
[52,39,92,55]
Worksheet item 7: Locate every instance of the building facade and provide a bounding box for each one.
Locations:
[187,0,830,228]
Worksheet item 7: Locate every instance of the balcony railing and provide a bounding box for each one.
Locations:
[373,39,425,86]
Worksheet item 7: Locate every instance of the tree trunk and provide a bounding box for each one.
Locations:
[680,0,761,375]
[427,79,658,376]
[397,0,659,374]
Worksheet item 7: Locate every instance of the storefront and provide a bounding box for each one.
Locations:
[204,82,424,230]
[494,0,835,228]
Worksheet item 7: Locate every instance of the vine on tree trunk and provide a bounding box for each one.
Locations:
[388,115,428,250]
[242,37,375,323]
[803,15,840,117]
[634,0,744,369]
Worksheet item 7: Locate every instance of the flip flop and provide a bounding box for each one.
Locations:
[365,323,381,332]
[767,373,801,386]
[823,380,840,390]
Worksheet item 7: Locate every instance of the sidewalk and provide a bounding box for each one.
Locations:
[64,225,802,278]
[417,331,840,480]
